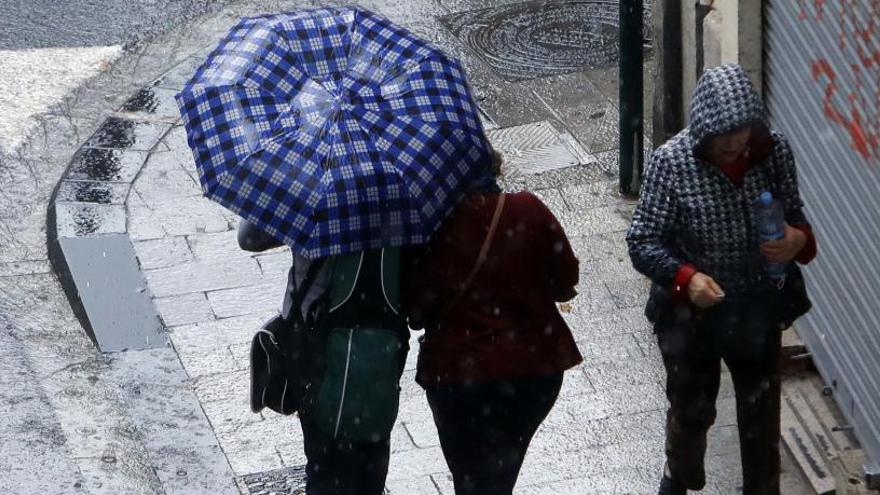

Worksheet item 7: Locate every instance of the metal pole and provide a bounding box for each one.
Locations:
[652,0,684,149]
[619,0,644,196]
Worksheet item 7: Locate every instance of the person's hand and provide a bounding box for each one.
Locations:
[760,223,807,263]
[687,272,725,308]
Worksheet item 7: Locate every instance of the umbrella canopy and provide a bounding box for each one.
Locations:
[176,7,492,258]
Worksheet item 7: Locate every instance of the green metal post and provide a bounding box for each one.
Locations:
[619,0,644,196]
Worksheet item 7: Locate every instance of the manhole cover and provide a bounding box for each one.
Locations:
[487,121,596,181]
[236,466,307,495]
[441,0,652,81]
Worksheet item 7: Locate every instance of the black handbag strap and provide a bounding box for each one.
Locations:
[287,257,328,324]
[436,193,506,325]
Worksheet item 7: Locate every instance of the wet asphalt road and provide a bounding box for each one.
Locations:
[0,0,233,154]
[0,0,223,50]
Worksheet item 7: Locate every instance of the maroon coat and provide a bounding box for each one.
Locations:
[404,191,582,387]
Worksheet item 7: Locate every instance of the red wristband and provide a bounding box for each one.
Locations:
[671,263,698,303]
[791,224,817,264]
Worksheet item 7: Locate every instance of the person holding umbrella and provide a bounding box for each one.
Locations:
[237,220,406,495]
[176,7,500,494]
[627,64,816,495]
[403,149,583,495]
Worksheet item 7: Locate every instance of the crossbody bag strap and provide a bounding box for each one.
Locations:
[437,193,506,324]
[288,257,327,324]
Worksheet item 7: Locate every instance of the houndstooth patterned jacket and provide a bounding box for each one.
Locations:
[627,64,810,298]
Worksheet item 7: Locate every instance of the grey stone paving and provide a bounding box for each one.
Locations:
[0,3,246,493]
[119,1,792,493]
[0,0,815,493]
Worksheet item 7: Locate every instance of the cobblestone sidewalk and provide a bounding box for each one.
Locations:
[121,1,809,494]
[9,0,813,493]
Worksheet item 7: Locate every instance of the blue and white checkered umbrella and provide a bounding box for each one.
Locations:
[176,7,492,258]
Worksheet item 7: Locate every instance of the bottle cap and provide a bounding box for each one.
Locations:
[760,191,773,205]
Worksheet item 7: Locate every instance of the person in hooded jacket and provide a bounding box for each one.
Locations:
[627,64,817,495]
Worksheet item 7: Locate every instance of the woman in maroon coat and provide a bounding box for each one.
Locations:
[404,153,582,495]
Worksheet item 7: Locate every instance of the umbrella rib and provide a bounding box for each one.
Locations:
[354,103,471,151]
[377,52,446,87]
[300,113,342,257]
[348,112,405,173]
[185,81,292,106]
[349,9,442,88]
[347,106,471,203]
[345,113,432,238]
[343,9,359,74]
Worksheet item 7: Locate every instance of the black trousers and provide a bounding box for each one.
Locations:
[298,413,390,495]
[657,313,782,495]
[425,373,563,495]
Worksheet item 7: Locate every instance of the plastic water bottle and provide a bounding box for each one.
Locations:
[756,191,787,282]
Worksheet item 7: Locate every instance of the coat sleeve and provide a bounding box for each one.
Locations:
[626,149,686,287]
[770,133,817,264]
[770,132,809,226]
[525,193,579,302]
[401,245,440,331]
[237,219,284,252]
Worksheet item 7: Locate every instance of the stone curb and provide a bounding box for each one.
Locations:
[44,41,603,355]
[47,53,206,353]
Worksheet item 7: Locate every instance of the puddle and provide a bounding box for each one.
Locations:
[57,180,128,205]
[66,148,147,183]
[122,89,160,113]
[237,465,307,495]
[86,117,137,149]
[442,0,653,81]
[85,117,168,151]
[121,87,181,120]
[55,203,126,237]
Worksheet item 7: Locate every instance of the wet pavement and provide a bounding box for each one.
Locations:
[0,0,228,153]
[1,0,813,493]
[442,0,652,82]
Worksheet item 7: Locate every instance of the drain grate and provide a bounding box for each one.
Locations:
[487,121,596,181]
[235,465,397,495]
[442,0,652,81]
[236,466,307,495]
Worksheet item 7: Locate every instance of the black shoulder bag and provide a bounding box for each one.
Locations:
[249,258,327,415]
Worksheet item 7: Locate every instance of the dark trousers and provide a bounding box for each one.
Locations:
[298,414,390,495]
[657,320,782,495]
[425,373,563,495]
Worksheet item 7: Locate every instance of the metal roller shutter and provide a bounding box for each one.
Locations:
[764,0,880,478]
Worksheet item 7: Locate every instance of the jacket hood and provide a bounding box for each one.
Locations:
[688,64,766,150]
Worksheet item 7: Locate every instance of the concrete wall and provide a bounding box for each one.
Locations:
[680,0,699,119]
[678,0,764,119]
[737,0,763,91]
